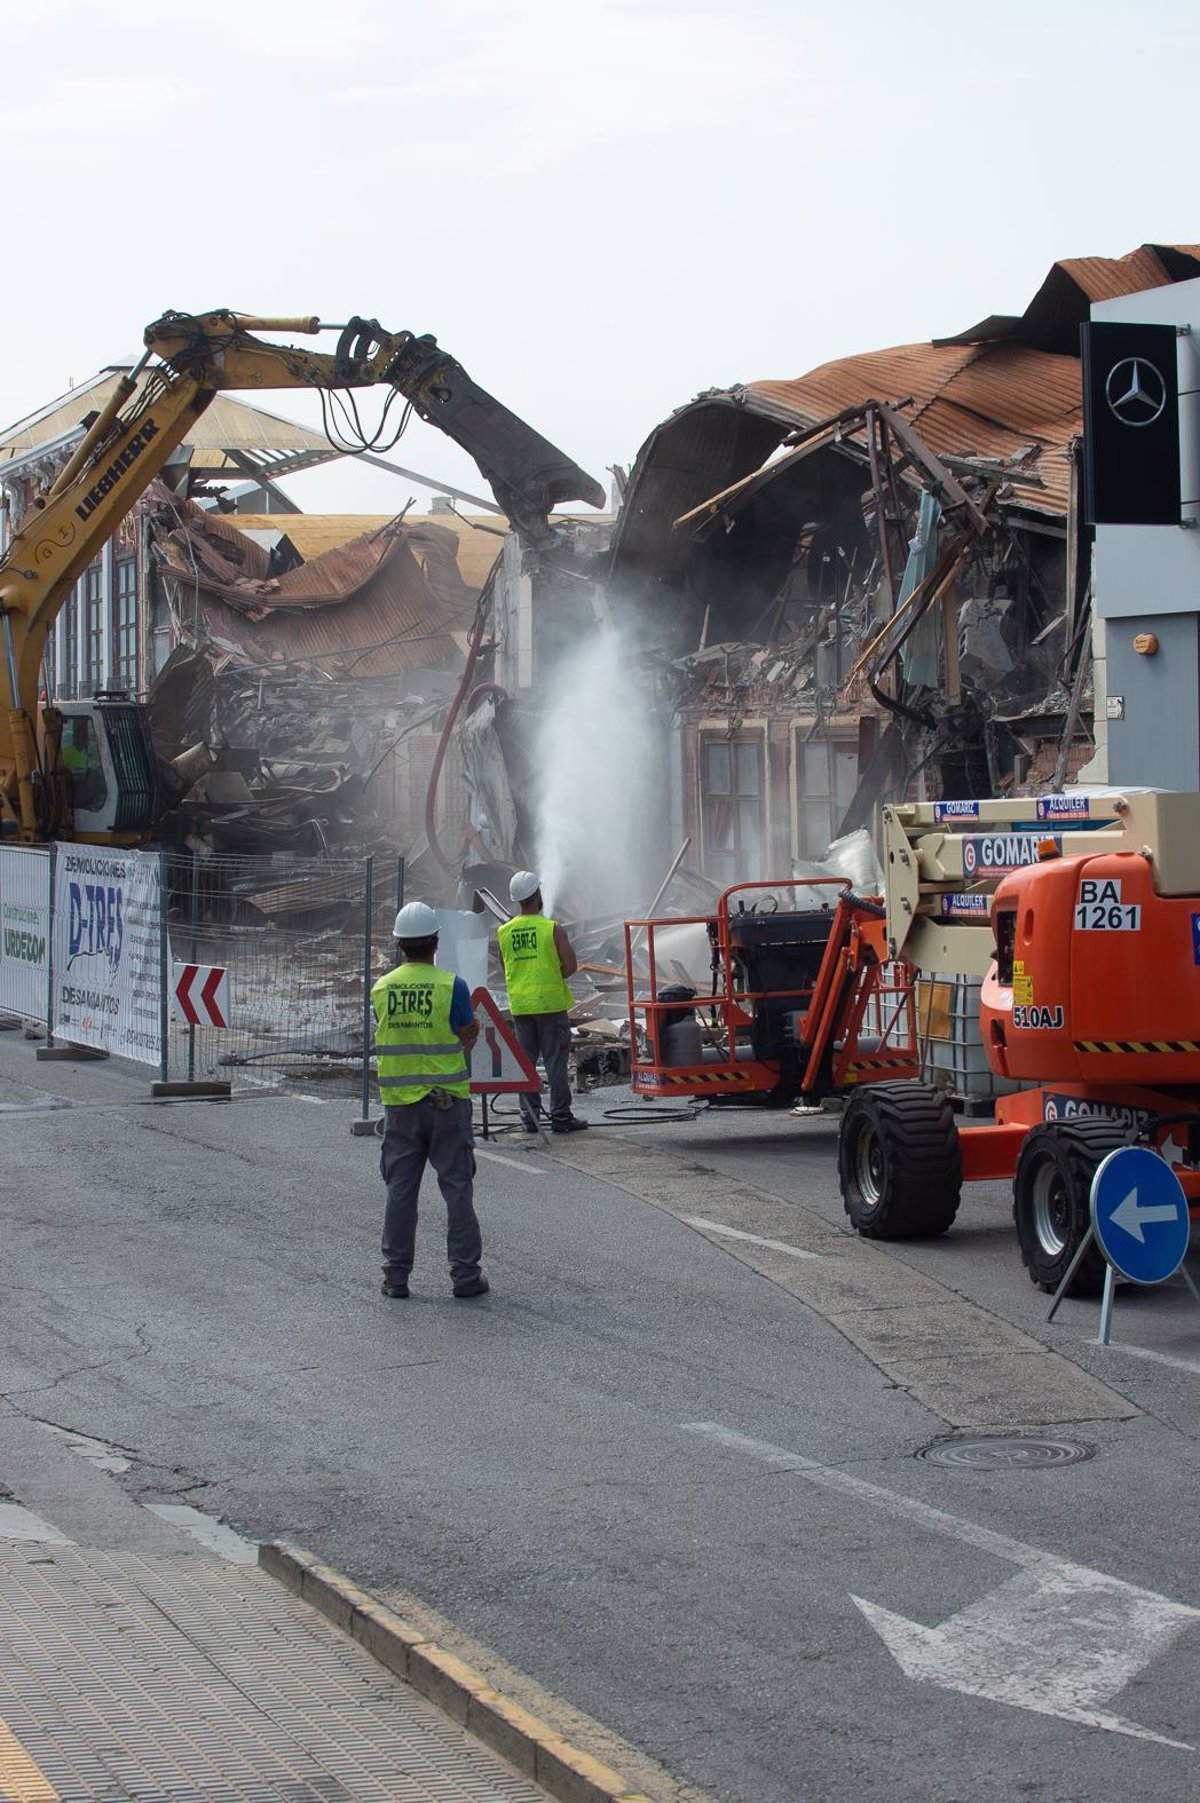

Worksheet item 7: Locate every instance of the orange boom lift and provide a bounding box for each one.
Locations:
[836,792,1200,1292]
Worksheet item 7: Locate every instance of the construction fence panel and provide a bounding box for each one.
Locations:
[0,845,51,1025]
[163,853,404,1098]
[51,845,165,1066]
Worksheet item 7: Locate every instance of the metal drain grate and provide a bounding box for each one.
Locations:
[917,1435,1096,1469]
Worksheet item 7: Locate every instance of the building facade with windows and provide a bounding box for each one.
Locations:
[679,706,864,883]
[0,363,344,707]
[33,512,145,703]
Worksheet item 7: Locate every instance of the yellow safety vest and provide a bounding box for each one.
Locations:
[497,913,573,1015]
[371,962,470,1105]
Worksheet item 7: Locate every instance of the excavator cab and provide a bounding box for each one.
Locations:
[52,699,159,839]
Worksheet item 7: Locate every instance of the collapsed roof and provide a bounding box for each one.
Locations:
[227,511,508,593]
[602,244,1200,816]
[610,242,1200,584]
[144,493,487,863]
[146,483,482,679]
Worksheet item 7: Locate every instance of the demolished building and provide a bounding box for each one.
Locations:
[144,483,490,874]
[599,243,1200,883]
[0,371,349,700]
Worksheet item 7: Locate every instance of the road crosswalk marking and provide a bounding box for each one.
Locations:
[142,1504,258,1563]
[683,1217,821,1259]
[0,1504,72,1545]
[0,1496,254,1565]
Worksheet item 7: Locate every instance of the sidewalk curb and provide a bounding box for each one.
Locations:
[259,1541,654,1803]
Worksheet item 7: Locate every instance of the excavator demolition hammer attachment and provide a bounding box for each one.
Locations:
[378,330,606,546]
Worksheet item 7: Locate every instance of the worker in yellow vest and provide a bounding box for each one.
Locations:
[497,872,588,1135]
[371,901,488,1300]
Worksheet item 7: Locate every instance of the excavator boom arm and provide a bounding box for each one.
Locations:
[0,309,602,835]
[144,311,604,542]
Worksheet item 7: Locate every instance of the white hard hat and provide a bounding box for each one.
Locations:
[393,901,438,938]
[509,870,541,904]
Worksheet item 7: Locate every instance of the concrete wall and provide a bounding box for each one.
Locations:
[1104,611,1200,790]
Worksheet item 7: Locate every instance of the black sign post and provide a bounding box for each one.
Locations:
[1082,321,1181,526]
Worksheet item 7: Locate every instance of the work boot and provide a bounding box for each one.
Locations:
[381,1278,410,1299]
[551,1116,589,1134]
[453,1274,490,1299]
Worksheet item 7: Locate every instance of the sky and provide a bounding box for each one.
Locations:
[3,0,1199,518]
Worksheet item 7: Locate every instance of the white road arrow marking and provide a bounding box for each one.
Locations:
[1110,1187,1180,1243]
[684,1422,1200,1748]
[853,1571,1197,1748]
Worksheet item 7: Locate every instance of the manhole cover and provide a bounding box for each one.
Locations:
[917,1435,1095,1470]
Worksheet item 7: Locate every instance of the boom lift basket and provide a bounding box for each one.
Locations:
[625,879,919,1108]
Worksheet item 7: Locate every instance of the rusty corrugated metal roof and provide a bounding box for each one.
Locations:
[751,341,977,425]
[1053,248,1174,301]
[747,338,1080,515]
[148,486,473,679]
[951,242,1200,354]
[613,242,1200,574]
[228,512,505,593]
[934,344,1081,429]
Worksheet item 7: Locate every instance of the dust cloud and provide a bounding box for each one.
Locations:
[533,628,657,922]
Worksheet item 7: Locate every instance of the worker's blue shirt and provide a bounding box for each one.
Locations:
[448,976,473,1033]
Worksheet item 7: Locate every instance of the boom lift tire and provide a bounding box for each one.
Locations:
[1013,1120,1129,1296]
[839,1081,962,1239]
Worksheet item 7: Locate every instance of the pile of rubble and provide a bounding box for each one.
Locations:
[149,648,456,870]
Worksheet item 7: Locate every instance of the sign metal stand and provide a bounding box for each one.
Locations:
[468,988,539,1140]
[1047,1145,1200,1344]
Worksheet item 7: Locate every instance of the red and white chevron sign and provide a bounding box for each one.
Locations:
[173,962,230,1029]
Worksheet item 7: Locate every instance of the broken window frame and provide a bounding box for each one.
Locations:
[792,727,860,864]
[699,726,768,885]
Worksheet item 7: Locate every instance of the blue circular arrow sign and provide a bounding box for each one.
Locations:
[1090,1145,1190,1284]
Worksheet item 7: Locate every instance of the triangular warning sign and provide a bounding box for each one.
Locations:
[468,988,540,1093]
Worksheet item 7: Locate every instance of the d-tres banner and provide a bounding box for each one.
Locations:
[0,847,50,1023]
[52,846,163,1064]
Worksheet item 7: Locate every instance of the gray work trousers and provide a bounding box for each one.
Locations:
[380,1094,481,1284]
[513,1011,572,1127]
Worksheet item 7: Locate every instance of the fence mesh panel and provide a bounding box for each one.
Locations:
[163,853,402,1098]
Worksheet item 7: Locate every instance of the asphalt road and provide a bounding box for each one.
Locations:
[2,1036,1200,1803]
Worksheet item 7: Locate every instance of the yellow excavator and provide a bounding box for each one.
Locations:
[0,310,603,843]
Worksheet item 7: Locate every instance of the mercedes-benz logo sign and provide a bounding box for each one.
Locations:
[1105,357,1168,427]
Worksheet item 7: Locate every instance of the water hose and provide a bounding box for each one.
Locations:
[424,605,489,875]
